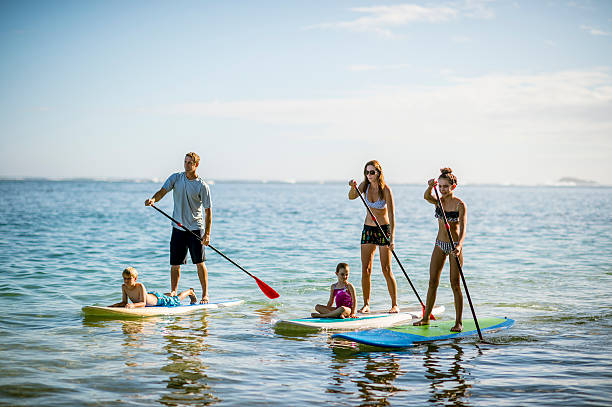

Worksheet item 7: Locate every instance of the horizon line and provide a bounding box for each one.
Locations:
[0,176,605,187]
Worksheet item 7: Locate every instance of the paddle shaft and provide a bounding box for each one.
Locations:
[149,204,279,300]
[432,185,483,341]
[352,182,426,309]
[150,204,257,278]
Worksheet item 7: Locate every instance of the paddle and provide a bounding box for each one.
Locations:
[149,204,280,299]
[350,181,434,319]
[432,183,483,340]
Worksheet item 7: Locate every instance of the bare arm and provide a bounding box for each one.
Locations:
[109,285,129,307]
[348,283,358,317]
[202,207,212,245]
[127,284,147,308]
[453,201,468,256]
[348,180,366,200]
[385,186,395,248]
[424,179,438,204]
[326,284,335,307]
[145,188,168,206]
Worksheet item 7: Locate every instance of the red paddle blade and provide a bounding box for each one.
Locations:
[254,276,280,299]
[423,306,436,320]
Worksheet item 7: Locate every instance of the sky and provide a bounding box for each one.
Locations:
[1,0,611,185]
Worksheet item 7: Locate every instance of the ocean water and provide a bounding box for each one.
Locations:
[0,180,610,406]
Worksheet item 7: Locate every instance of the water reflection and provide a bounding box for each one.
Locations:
[328,339,480,406]
[328,347,404,406]
[253,305,278,326]
[423,343,473,406]
[158,314,220,406]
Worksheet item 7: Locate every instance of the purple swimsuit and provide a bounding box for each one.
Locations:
[333,285,353,308]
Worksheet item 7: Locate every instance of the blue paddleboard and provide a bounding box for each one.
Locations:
[333,317,514,348]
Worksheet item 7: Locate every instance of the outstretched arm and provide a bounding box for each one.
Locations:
[145,188,168,206]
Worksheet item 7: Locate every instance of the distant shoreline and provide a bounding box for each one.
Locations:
[0,177,608,187]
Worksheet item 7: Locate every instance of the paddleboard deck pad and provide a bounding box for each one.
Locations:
[82,299,244,317]
[333,317,514,348]
[274,305,445,331]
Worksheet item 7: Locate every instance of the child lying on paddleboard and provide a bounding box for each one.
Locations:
[311,263,358,319]
[109,267,197,308]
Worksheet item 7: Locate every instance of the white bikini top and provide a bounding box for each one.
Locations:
[365,184,386,209]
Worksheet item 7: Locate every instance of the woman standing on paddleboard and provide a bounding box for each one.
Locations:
[348,160,399,313]
[414,168,467,332]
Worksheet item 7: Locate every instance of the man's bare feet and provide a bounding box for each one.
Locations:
[200,296,209,304]
[413,318,430,326]
[389,305,400,313]
[450,322,463,332]
[311,312,321,318]
[359,304,370,313]
[188,288,197,304]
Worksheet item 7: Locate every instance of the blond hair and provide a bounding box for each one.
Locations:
[186,152,200,165]
[122,267,138,279]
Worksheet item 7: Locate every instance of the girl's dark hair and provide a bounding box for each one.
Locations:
[336,263,349,273]
[439,167,458,185]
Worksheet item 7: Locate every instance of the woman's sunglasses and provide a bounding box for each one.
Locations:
[365,170,377,175]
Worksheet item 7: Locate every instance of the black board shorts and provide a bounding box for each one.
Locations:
[361,224,392,246]
[170,228,206,265]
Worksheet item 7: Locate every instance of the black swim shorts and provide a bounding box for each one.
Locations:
[170,228,206,265]
[361,224,392,246]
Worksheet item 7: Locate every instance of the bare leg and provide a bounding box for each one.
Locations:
[177,288,197,304]
[414,247,447,326]
[449,252,464,332]
[360,244,376,313]
[379,245,399,313]
[312,306,350,319]
[312,304,337,317]
[196,262,208,303]
[170,265,181,296]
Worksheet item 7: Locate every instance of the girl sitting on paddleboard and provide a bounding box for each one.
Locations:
[348,160,399,314]
[311,263,358,319]
[414,168,467,332]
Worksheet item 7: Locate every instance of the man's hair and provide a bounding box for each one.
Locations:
[186,152,200,165]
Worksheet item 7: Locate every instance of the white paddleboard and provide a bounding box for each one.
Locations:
[274,305,445,331]
[82,299,244,317]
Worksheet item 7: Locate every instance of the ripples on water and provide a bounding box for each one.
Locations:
[0,181,611,406]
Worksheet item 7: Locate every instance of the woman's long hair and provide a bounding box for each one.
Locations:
[363,160,387,200]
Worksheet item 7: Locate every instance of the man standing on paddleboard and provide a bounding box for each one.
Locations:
[145,152,212,304]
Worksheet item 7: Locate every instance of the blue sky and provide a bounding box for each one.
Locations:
[1,0,611,184]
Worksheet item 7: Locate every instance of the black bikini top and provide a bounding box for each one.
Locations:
[435,206,460,222]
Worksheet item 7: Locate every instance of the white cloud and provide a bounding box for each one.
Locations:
[306,1,495,37]
[153,69,612,183]
[580,25,611,36]
[348,63,412,72]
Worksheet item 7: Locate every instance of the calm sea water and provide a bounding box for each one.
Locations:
[0,180,610,406]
